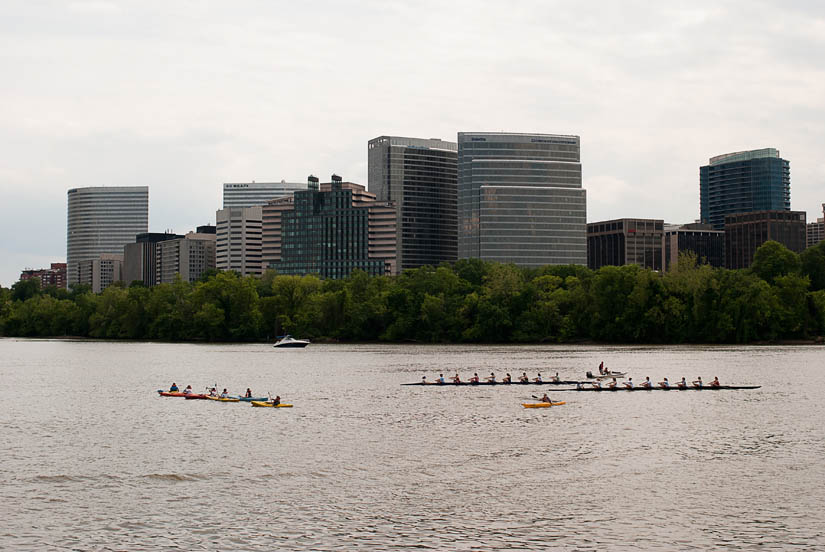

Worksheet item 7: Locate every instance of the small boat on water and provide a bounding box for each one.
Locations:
[273,335,310,348]
[205,396,240,402]
[157,390,187,397]
[586,371,626,379]
[250,401,293,408]
[522,401,566,408]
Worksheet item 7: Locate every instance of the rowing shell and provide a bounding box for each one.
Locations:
[554,385,760,391]
[522,401,566,408]
[401,380,581,386]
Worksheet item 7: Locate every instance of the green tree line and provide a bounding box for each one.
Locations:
[4,240,825,343]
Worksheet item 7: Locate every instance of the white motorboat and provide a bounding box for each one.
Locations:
[586,370,626,379]
[272,335,310,348]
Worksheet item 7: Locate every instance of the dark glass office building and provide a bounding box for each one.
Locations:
[725,210,806,269]
[700,148,790,230]
[663,223,725,271]
[587,218,664,271]
[458,132,586,266]
[272,176,396,279]
[368,136,458,270]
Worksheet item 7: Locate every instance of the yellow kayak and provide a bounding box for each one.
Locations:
[250,401,293,408]
[522,401,566,408]
[205,396,240,402]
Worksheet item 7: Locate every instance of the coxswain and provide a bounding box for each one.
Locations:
[677,377,687,389]
[534,372,543,383]
[436,373,445,384]
[540,393,552,403]
[470,373,480,384]
[245,388,253,398]
[658,377,670,389]
[487,372,496,383]
[591,380,602,390]
[170,383,179,392]
[709,376,720,387]
[519,372,529,383]
[549,372,560,383]
[183,385,193,394]
[624,377,634,389]
[452,373,461,384]
[641,376,653,389]
[502,373,512,383]
[692,376,703,388]
[270,395,281,406]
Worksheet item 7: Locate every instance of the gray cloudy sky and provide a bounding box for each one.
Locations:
[2,1,824,286]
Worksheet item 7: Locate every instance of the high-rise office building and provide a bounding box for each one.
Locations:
[222,181,307,209]
[262,195,295,270]
[216,206,263,277]
[123,233,182,286]
[725,210,806,269]
[156,231,216,283]
[368,136,458,270]
[67,186,148,287]
[700,148,790,230]
[457,132,586,266]
[270,175,397,278]
[663,223,725,271]
[806,204,825,248]
[587,218,664,271]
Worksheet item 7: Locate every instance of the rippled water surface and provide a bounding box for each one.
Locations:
[2,339,824,550]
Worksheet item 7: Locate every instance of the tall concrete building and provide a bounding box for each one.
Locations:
[270,175,397,278]
[223,181,307,209]
[216,206,263,276]
[700,148,791,230]
[587,218,664,271]
[806,204,825,248]
[156,231,216,283]
[66,186,148,287]
[368,136,458,270]
[123,232,182,286]
[725,210,806,269]
[457,132,586,267]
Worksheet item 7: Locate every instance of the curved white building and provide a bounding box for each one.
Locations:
[66,186,148,287]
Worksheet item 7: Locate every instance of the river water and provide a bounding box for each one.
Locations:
[1,339,824,551]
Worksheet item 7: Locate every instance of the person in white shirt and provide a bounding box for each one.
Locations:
[658,377,670,389]
[624,377,634,389]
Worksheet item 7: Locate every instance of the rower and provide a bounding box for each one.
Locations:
[170,383,179,392]
[692,376,703,388]
[549,372,560,383]
[452,373,461,384]
[421,376,428,385]
[623,377,634,389]
[519,372,529,383]
[677,377,687,389]
[487,372,496,383]
[470,373,480,384]
[502,373,512,383]
[591,380,602,390]
[641,376,653,389]
[658,377,670,389]
[436,373,445,384]
[534,372,543,383]
[607,377,618,389]
[540,393,552,403]
[575,382,582,390]
[709,376,720,387]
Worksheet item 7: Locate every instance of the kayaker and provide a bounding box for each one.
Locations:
[534,373,543,383]
[209,387,218,397]
[624,377,634,389]
[519,372,529,383]
[183,385,193,394]
[607,377,618,389]
[502,373,512,383]
[170,383,179,392]
[692,376,703,388]
[709,376,720,387]
[549,372,560,383]
[245,388,253,398]
[220,388,229,398]
[436,374,445,384]
[487,372,496,383]
[641,377,653,389]
[270,395,281,406]
[677,377,687,389]
[540,393,551,403]
[658,377,670,389]
[452,373,461,384]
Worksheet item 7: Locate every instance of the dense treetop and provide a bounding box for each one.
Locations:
[3,240,825,344]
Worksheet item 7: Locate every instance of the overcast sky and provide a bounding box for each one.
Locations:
[2,1,824,286]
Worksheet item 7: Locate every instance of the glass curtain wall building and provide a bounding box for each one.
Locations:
[368,136,458,270]
[457,132,586,266]
[700,148,790,230]
[223,181,307,209]
[66,186,148,287]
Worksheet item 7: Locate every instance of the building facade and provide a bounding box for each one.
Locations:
[587,218,664,271]
[20,263,67,289]
[67,186,148,287]
[156,231,217,283]
[271,175,396,278]
[368,136,458,270]
[806,204,825,248]
[725,210,806,269]
[262,195,295,270]
[123,233,182,286]
[216,206,263,277]
[663,223,725,271]
[700,148,790,230]
[77,254,123,293]
[223,181,307,209]
[457,132,586,267]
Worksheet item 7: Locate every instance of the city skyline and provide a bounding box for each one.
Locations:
[2,3,824,286]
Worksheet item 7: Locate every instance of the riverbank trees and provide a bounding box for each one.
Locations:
[3,241,825,343]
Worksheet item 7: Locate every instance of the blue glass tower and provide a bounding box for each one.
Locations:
[699,148,790,230]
